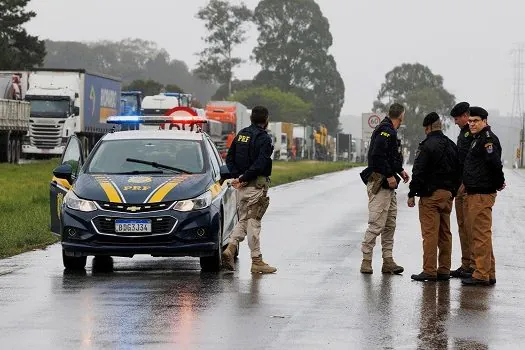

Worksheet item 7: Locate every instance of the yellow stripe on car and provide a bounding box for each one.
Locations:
[52,176,72,191]
[209,182,222,199]
[148,176,189,203]
[93,175,123,203]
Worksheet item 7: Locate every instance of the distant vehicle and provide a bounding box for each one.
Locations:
[0,73,30,163]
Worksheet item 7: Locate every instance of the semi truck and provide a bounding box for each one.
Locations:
[205,101,250,157]
[0,73,31,163]
[22,69,121,158]
[268,121,294,160]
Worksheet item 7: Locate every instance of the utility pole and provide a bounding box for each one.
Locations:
[511,43,525,167]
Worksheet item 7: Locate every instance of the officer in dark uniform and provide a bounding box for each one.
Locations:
[359,103,409,274]
[462,107,505,286]
[222,106,277,274]
[450,102,476,278]
[407,112,461,281]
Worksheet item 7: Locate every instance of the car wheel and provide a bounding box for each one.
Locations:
[200,216,223,272]
[92,255,114,273]
[62,250,87,270]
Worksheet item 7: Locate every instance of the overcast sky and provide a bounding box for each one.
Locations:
[25,0,525,118]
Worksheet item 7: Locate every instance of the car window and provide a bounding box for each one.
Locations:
[62,137,82,179]
[204,138,220,179]
[86,139,205,174]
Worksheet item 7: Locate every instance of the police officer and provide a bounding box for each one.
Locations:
[462,107,505,286]
[222,106,277,274]
[359,103,409,274]
[407,112,461,281]
[450,102,476,278]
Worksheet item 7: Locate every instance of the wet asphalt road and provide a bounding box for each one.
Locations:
[1,167,525,349]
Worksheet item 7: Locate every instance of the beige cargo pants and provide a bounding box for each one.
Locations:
[229,177,270,258]
[361,181,397,259]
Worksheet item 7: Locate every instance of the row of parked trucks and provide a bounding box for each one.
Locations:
[0,68,336,163]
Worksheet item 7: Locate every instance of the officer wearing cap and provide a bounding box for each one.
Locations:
[407,112,461,281]
[462,107,505,286]
[359,103,410,274]
[222,106,277,274]
[450,102,476,278]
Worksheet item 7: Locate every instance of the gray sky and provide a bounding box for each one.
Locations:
[26,0,525,118]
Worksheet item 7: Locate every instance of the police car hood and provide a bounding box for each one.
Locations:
[72,173,211,204]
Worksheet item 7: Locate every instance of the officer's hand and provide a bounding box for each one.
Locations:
[401,170,410,183]
[407,197,416,207]
[498,183,506,191]
[387,176,397,189]
[231,179,241,189]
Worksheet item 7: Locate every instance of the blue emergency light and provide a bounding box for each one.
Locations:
[106,115,208,126]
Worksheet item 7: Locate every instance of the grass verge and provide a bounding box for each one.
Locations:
[0,160,60,258]
[0,159,362,258]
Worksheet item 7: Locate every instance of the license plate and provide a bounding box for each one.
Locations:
[115,219,151,233]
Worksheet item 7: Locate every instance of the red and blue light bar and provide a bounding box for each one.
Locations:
[107,106,208,127]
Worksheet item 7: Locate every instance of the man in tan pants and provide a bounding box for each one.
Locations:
[407,112,460,281]
[461,107,505,286]
[222,106,276,274]
[450,102,475,278]
[359,103,409,274]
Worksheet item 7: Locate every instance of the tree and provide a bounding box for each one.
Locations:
[373,63,456,163]
[228,86,312,124]
[212,79,254,100]
[194,0,252,96]
[252,0,344,132]
[123,80,165,96]
[0,0,46,69]
[44,39,219,104]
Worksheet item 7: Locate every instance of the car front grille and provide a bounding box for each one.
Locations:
[92,216,177,236]
[97,201,174,213]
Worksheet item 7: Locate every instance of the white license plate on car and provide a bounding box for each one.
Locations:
[115,219,151,233]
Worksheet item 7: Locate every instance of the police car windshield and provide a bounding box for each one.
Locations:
[86,139,205,174]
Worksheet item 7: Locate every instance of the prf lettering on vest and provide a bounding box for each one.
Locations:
[238,135,251,143]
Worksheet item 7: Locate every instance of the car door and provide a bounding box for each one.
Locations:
[50,135,84,235]
[205,137,237,236]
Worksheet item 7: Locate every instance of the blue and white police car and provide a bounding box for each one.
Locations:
[50,112,238,271]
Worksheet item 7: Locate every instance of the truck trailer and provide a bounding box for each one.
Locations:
[0,73,30,163]
[22,69,121,158]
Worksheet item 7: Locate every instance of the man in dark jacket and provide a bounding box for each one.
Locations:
[450,102,476,278]
[407,112,461,281]
[462,107,505,286]
[222,106,276,274]
[359,103,410,274]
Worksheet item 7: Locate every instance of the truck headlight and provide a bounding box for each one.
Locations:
[173,191,212,212]
[65,191,97,212]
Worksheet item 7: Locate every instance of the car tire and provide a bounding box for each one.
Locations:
[200,216,223,272]
[92,255,114,273]
[62,250,87,270]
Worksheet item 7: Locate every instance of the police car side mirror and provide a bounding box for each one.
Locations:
[219,165,232,179]
[53,163,73,184]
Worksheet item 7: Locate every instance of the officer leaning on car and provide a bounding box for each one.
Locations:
[222,106,277,274]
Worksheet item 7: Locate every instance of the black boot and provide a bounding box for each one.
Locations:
[411,272,437,281]
[461,277,490,286]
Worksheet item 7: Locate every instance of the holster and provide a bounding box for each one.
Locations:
[368,172,384,195]
[247,195,270,220]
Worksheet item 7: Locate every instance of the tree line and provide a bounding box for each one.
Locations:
[1,0,456,147]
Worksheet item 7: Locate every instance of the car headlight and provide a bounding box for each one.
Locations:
[173,191,212,212]
[65,191,97,212]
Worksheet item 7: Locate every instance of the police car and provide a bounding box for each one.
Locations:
[49,112,238,271]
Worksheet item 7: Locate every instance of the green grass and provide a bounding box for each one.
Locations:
[270,160,363,187]
[0,159,362,258]
[0,160,60,258]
